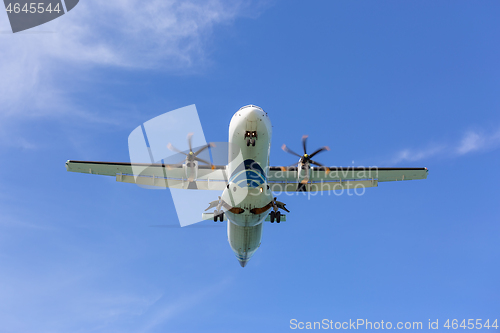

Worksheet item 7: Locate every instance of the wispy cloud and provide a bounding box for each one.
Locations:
[455,130,500,155]
[389,144,445,165]
[388,127,500,164]
[0,0,260,145]
[140,278,231,332]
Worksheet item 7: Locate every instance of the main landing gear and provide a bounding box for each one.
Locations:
[206,196,225,222]
[245,131,257,147]
[269,197,288,223]
[269,210,281,223]
[213,209,224,222]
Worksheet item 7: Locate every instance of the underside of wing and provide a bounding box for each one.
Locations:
[267,166,428,192]
[65,160,228,190]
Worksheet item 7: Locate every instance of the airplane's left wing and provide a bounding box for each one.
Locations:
[267,166,428,192]
[65,160,228,190]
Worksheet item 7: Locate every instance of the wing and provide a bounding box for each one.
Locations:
[65,160,228,190]
[267,166,428,192]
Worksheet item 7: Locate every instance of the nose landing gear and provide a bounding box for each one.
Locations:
[245,131,257,146]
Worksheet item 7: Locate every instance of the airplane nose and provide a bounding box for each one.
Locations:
[239,260,248,267]
[246,109,260,121]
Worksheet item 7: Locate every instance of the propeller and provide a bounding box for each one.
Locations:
[282,135,329,167]
[167,133,214,165]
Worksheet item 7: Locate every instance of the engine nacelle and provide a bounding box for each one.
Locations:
[297,162,310,184]
[183,159,198,182]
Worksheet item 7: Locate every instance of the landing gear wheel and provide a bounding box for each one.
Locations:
[246,139,250,146]
[213,210,219,222]
[219,212,224,222]
[251,139,256,146]
[270,211,275,223]
[276,211,281,223]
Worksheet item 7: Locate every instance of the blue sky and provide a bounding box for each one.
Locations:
[0,1,499,332]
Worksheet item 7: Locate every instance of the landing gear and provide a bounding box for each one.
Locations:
[245,131,257,146]
[268,197,288,223]
[269,211,281,223]
[213,209,224,222]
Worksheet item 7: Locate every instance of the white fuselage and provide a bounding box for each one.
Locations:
[221,105,273,267]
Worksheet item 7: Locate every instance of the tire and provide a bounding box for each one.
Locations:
[276,211,281,223]
[220,212,224,222]
[246,139,250,146]
[270,211,275,223]
[251,139,256,146]
[213,210,218,222]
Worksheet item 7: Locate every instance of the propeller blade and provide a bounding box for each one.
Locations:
[167,143,188,156]
[309,146,330,158]
[193,143,213,157]
[282,144,302,158]
[302,135,308,155]
[309,160,324,167]
[194,157,212,165]
[187,132,194,152]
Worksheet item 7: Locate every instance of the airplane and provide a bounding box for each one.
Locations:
[66,105,428,267]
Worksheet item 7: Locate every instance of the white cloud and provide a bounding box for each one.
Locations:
[455,130,500,155]
[388,127,500,164]
[388,144,445,165]
[0,0,258,140]
[37,0,248,69]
